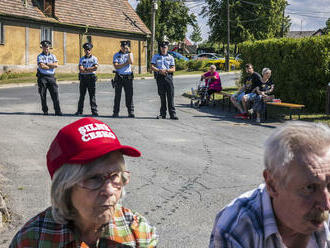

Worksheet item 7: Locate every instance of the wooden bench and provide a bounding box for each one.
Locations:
[210,92,305,121]
[212,91,233,110]
[265,102,305,120]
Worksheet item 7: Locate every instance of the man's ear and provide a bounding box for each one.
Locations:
[263,169,279,198]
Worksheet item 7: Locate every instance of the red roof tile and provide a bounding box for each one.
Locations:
[0,0,150,35]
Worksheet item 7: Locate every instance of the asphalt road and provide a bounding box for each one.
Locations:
[0,73,282,247]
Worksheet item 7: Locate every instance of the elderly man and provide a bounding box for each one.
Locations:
[210,121,330,248]
[10,117,158,247]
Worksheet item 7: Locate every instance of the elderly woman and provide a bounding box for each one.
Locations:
[200,64,222,105]
[249,68,274,123]
[10,117,158,247]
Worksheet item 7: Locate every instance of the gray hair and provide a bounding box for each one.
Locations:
[264,121,330,185]
[210,64,216,70]
[51,151,128,224]
[262,68,271,76]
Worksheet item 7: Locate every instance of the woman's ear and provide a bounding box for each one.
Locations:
[263,169,279,198]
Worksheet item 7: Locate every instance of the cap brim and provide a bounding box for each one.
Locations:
[68,144,141,165]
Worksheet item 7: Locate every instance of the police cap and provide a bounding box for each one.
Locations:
[83,42,93,50]
[159,41,169,47]
[120,40,130,47]
[40,40,51,47]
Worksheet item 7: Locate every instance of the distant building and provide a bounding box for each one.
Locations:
[169,38,197,55]
[0,0,150,74]
[287,29,326,38]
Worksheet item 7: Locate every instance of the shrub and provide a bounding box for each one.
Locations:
[187,60,208,71]
[239,35,330,112]
[175,59,188,71]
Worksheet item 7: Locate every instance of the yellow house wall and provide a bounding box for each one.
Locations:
[86,36,146,66]
[28,27,42,65]
[0,25,25,65]
[52,31,64,65]
[0,23,147,73]
[66,32,80,64]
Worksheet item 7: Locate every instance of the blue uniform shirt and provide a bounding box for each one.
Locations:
[113,51,133,75]
[151,53,175,70]
[79,55,98,75]
[37,52,58,75]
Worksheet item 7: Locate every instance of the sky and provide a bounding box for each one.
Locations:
[128,0,330,41]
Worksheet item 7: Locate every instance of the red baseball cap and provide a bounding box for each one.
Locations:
[47,117,141,178]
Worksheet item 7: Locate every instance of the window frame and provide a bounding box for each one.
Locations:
[0,22,4,45]
[40,26,53,46]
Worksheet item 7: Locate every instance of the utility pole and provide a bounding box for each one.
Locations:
[225,0,230,72]
[151,0,157,57]
[281,6,285,37]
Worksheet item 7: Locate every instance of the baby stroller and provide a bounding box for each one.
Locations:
[190,77,210,108]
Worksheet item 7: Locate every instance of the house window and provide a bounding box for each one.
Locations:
[0,23,4,44]
[43,0,55,17]
[41,27,53,45]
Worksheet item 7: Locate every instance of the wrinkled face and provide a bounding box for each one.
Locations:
[271,150,330,235]
[210,66,216,72]
[245,66,253,74]
[71,152,128,229]
[263,71,271,80]
[160,46,168,54]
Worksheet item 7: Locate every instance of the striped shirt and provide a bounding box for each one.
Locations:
[151,54,175,70]
[209,184,330,248]
[113,51,133,75]
[10,204,158,248]
[37,52,58,75]
[79,55,98,75]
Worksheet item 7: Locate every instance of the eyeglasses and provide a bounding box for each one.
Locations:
[79,171,129,190]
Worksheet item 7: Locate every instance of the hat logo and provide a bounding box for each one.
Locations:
[78,123,115,142]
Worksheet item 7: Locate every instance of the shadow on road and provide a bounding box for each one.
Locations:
[176,103,278,129]
[0,112,163,120]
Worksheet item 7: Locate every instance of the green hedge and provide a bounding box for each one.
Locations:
[239,35,330,113]
[175,59,241,71]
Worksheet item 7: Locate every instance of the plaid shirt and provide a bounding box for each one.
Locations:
[209,184,330,248]
[10,204,158,248]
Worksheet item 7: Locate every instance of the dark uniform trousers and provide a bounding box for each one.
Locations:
[77,74,98,113]
[37,73,61,113]
[113,75,134,114]
[156,73,176,117]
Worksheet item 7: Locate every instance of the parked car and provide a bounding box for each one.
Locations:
[168,51,189,61]
[192,53,221,60]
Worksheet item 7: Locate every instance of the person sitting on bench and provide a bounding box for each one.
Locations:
[231,63,262,119]
[249,68,275,123]
[200,65,222,105]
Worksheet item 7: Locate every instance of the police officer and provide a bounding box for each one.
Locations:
[151,41,178,120]
[112,40,135,118]
[37,40,62,116]
[75,42,99,116]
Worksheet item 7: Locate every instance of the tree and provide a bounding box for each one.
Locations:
[326,18,330,34]
[201,0,291,43]
[190,24,203,44]
[136,0,196,42]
